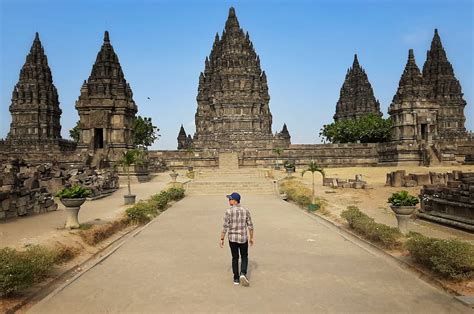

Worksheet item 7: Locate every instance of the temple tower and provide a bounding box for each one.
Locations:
[389,49,438,143]
[76,31,137,152]
[334,54,382,121]
[8,33,62,140]
[190,7,290,150]
[422,29,466,139]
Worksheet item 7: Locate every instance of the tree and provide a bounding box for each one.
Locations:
[319,114,392,144]
[133,116,160,148]
[301,161,325,204]
[272,147,283,169]
[69,121,80,143]
[117,149,145,196]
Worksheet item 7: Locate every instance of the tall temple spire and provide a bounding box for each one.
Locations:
[392,49,426,103]
[8,32,62,140]
[422,29,466,138]
[190,7,290,150]
[388,48,439,142]
[75,31,137,151]
[333,55,382,121]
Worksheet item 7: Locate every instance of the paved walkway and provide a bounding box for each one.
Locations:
[30,195,468,313]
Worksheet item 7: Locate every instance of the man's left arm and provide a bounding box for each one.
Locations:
[246,210,254,246]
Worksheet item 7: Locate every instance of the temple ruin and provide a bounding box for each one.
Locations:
[333,54,382,121]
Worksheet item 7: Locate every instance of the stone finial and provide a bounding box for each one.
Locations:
[353,54,359,68]
[34,32,40,41]
[104,31,110,43]
[228,7,236,18]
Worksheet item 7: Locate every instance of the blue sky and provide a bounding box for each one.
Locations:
[0,0,472,149]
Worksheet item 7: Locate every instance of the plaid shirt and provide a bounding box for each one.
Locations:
[222,204,254,244]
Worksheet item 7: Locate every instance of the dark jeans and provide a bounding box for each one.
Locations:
[229,241,248,280]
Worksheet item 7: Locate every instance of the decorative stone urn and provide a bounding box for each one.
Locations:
[124,194,136,205]
[390,205,417,234]
[170,171,179,183]
[60,198,86,229]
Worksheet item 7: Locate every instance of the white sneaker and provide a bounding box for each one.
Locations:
[239,274,249,287]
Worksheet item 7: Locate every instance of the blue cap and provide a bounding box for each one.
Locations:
[226,192,241,202]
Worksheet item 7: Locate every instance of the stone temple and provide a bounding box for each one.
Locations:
[333,54,382,121]
[179,7,291,150]
[76,31,138,155]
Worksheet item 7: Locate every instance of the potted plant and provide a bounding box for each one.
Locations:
[388,190,419,234]
[272,148,283,170]
[56,185,91,229]
[169,170,179,182]
[118,149,144,205]
[284,160,295,174]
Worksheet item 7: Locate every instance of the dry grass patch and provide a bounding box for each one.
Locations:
[79,219,128,246]
[53,243,81,264]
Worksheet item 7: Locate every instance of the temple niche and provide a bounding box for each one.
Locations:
[75,31,137,154]
[334,54,382,122]
[8,33,63,141]
[186,7,290,150]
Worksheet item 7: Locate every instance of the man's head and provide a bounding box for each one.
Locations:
[226,192,241,205]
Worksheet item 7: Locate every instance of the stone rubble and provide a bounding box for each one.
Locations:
[323,174,369,189]
[0,159,119,220]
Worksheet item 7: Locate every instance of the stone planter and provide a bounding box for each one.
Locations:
[60,198,86,229]
[285,167,295,176]
[124,194,136,205]
[390,205,417,234]
[170,172,179,183]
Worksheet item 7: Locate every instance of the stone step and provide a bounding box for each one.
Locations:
[185,180,275,195]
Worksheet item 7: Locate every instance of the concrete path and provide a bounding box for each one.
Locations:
[30,195,469,313]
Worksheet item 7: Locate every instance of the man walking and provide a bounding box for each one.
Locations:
[220,192,254,286]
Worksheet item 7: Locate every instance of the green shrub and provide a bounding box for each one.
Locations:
[151,191,170,210]
[388,190,419,206]
[0,246,56,296]
[56,185,91,199]
[125,201,157,224]
[167,187,185,201]
[341,206,402,249]
[406,233,474,280]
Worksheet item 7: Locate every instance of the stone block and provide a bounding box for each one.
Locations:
[447,181,462,188]
[414,174,431,186]
[392,170,406,187]
[404,180,417,187]
[24,177,40,189]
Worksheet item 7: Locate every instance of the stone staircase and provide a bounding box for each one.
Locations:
[186,169,275,196]
[186,151,275,195]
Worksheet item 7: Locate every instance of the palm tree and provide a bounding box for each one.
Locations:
[301,161,325,204]
[118,149,144,196]
[272,148,283,169]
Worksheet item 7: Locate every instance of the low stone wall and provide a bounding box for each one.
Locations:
[149,143,379,170]
[419,172,474,231]
[0,160,119,220]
